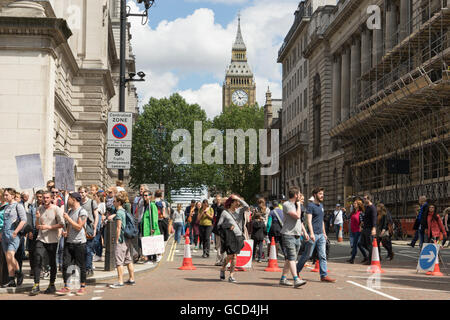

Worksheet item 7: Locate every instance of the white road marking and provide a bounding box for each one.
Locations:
[328,256,351,260]
[395,252,418,260]
[347,280,400,300]
[95,284,107,288]
[347,275,450,283]
[379,286,450,293]
[94,290,105,293]
[91,297,103,300]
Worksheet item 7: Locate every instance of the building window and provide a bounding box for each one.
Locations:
[304,88,308,109]
[300,93,303,110]
[304,118,308,131]
[300,66,303,81]
[304,61,307,78]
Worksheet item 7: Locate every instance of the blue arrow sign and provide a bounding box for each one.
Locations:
[419,243,437,270]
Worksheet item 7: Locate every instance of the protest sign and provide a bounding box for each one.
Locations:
[55,155,75,191]
[141,235,165,256]
[15,154,45,189]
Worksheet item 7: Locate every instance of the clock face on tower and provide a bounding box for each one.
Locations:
[232,90,249,106]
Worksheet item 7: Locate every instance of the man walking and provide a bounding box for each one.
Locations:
[279,187,309,288]
[410,196,429,249]
[296,187,336,283]
[360,194,377,265]
[0,189,27,288]
[56,192,88,296]
[79,186,99,277]
[29,191,64,295]
[333,204,344,242]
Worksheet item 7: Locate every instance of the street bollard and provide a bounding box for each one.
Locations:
[104,220,117,271]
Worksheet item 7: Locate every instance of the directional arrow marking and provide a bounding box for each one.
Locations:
[420,251,435,263]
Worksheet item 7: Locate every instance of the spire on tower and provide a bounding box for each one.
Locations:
[233,13,246,50]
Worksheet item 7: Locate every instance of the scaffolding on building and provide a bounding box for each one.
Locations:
[330,0,450,218]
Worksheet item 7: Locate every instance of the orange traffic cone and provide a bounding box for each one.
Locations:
[179,232,196,270]
[310,259,329,273]
[426,254,444,276]
[265,237,282,272]
[368,238,385,273]
[338,226,343,242]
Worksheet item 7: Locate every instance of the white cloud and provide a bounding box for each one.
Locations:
[178,83,222,119]
[128,0,298,115]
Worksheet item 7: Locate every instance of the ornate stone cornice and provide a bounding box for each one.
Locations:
[0,16,71,46]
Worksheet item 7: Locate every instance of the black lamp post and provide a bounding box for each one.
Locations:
[118,0,154,180]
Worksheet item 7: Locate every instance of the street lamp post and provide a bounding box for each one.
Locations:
[118,0,154,180]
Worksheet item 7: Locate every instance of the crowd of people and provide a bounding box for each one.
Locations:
[0,180,448,294]
[0,180,174,295]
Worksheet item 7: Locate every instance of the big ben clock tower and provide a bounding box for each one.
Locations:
[222,15,256,112]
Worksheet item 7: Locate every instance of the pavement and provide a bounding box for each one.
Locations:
[0,237,171,295]
[3,235,450,300]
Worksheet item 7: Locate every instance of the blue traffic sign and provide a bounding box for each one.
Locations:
[419,243,437,270]
[112,123,128,139]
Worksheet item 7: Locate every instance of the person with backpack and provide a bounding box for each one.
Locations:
[56,192,88,296]
[110,192,136,289]
[0,188,27,288]
[251,212,266,263]
[78,186,99,277]
[217,194,249,283]
[154,190,169,243]
[267,200,285,258]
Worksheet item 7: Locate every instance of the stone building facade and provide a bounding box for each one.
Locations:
[265,0,449,214]
[0,0,138,190]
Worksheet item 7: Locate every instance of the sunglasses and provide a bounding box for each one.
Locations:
[52,191,59,194]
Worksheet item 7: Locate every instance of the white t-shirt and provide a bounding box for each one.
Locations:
[333,210,343,225]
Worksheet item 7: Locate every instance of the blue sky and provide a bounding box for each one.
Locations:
[128,0,299,119]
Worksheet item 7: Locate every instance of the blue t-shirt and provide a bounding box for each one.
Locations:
[306,202,324,235]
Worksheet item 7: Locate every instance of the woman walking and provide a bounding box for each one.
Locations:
[172,204,185,244]
[347,199,367,264]
[251,212,266,263]
[217,194,249,283]
[376,203,394,261]
[427,204,447,245]
[192,201,201,250]
[197,200,214,258]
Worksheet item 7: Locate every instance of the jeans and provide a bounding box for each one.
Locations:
[199,225,213,256]
[411,226,427,249]
[62,242,86,285]
[377,235,393,257]
[296,233,328,278]
[360,229,374,261]
[85,239,95,271]
[93,229,102,257]
[350,232,367,260]
[173,222,184,243]
[57,236,64,266]
[34,241,57,284]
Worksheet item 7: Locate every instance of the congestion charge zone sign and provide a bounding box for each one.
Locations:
[107,112,133,148]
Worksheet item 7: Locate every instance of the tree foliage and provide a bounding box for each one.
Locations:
[130,94,213,200]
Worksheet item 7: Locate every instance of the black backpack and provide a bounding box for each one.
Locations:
[123,210,138,239]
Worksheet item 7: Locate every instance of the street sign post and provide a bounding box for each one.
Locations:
[417,243,439,272]
[107,112,132,169]
[107,112,133,148]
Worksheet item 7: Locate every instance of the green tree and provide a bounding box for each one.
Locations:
[130,94,214,200]
[211,104,264,202]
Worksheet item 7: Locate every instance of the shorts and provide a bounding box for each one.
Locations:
[1,230,21,253]
[115,240,132,267]
[281,234,301,261]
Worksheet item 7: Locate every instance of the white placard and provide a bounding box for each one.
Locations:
[141,235,165,256]
[107,148,131,169]
[15,154,45,189]
[107,112,133,148]
[55,155,75,191]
